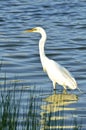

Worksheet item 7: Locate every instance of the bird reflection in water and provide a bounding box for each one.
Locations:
[40,91,78,130]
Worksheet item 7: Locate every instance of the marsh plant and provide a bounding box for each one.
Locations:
[0,87,40,130]
[0,91,18,130]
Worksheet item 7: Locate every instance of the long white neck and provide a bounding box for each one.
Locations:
[38,29,47,70]
[39,29,47,59]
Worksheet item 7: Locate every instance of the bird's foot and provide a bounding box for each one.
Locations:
[63,89,67,94]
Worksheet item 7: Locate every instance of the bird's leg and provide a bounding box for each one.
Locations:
[63,89,67,94]
[54,89,56,94]
[53,82,56,94]
[63,86,67,94]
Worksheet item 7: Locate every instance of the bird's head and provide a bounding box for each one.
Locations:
[24,27,45,33]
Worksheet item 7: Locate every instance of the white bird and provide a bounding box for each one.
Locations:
[25,27,81,92]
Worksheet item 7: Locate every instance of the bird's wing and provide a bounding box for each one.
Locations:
[54,61,75,81]
[49,59,72,78]
[54,61,77,87]
[50,59,77,84]
[59,64,73,79]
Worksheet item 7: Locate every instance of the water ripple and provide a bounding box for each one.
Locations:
[0,0,86,129]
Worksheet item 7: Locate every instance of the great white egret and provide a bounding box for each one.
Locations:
[25,27,81,92]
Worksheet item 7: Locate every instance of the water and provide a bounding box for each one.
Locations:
[0,0,86,129]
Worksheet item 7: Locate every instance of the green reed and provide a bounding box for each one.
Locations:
[0,86,40,130]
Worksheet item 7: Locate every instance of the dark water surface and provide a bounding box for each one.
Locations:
[0,0,86,129]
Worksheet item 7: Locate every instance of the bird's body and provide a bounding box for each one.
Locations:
[25,27,80,91]
[40,55,77,90]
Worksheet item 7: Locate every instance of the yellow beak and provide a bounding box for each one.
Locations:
[24,29,33,33]
[24,28,36,33]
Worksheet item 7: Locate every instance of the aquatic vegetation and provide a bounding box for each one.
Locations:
[0,87,40,130]
[0,85,83,130]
